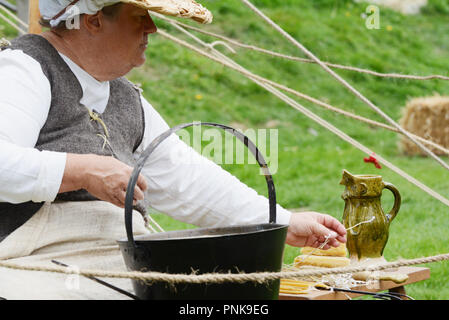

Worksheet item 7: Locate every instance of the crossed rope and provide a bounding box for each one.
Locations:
[153,22,449,207]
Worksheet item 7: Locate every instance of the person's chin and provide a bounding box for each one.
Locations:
[128,57,146,70]
[136,58,147,68]
[137,53,147,66]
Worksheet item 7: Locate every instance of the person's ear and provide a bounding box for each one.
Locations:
[83,11,104,33]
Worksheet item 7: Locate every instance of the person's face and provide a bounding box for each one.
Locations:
[101,4,157,73]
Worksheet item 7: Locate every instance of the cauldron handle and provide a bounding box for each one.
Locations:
[124,122,277,247]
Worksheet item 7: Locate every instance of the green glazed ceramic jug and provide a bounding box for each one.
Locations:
[340,170,401,261]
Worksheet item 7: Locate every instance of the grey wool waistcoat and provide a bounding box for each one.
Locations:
[0,34,145,242]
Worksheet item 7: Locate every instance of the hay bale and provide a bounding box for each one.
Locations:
[399,95,449,156]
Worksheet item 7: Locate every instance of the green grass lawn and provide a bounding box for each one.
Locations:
[2,0,449,299]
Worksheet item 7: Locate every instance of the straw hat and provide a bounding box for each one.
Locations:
[124,0,212,24]
[40,0,212,27]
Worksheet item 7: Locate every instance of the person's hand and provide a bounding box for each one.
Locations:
[60,153,148,208]
[285,211,346,249]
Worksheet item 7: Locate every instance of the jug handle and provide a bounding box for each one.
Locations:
[124,122,277,248]
[383,182,401,223]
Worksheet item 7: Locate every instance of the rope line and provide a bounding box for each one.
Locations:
[152,13,449,82]
[1,252,448,284]
[240,0,449,174]
[154,13,449,157]
[0,4,28,30]
[157,28,449,207]
[0,10,25,34]
[0,4,28,35]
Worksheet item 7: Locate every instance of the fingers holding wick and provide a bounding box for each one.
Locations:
[315,234,343,251]
[319,216,376,249]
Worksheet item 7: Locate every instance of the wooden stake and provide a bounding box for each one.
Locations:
[28,0,42,34]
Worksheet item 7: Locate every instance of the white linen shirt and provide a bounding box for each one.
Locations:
[0,47,292,227]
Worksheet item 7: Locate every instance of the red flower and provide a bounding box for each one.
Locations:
[364,153,382,169]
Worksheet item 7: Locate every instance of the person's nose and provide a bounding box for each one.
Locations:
[144,14,157,34]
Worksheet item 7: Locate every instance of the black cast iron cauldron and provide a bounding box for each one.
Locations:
[117,122,288,300]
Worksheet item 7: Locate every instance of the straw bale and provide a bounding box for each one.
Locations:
[399,95,449,156]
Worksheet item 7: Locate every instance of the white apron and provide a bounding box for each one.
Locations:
[0,201,150,300]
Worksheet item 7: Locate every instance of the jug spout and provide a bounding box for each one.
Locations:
[340,169,368,199]
[340,169,354,186]
[340,169,384,198]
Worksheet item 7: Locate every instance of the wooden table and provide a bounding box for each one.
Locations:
[279,266,430,300]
